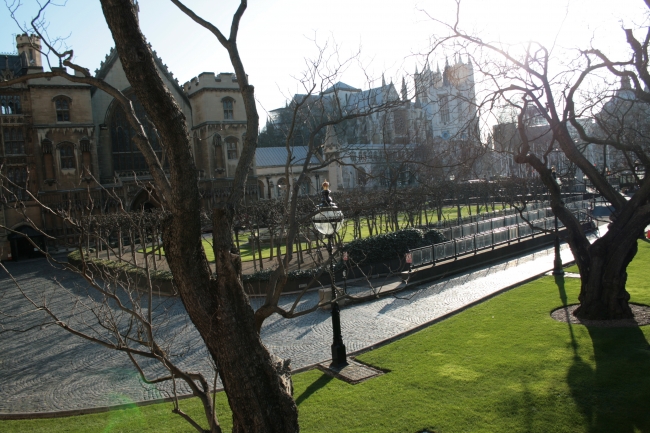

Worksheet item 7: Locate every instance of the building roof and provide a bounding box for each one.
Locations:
[0,53,26,80]
[93,46,190,105]
[345,83,400,111]
[255,146,320,167]
[322,82,361,94]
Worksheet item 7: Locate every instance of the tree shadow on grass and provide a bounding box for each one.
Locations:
[567,326,650,433]
[556,276,650,432]
[294,373,333,406]
[555,275,578,354]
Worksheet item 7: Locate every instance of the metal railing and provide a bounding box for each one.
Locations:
[425,195,586,230]
[433,200,591,242]
[408,204,592,269]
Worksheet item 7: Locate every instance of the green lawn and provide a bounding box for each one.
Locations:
[146,204,507,263]
[9,228,646,433]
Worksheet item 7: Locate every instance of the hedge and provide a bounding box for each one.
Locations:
[243,265,341,283]
[342,227,446,265]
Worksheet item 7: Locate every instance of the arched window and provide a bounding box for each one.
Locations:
[109,95,164,172]
[277,177,287,198]
[59,143,76,169]
[257,179,265,198]
[213,134,225,172]
[222,97,234,120]
[439,94,450,124]
[54,96,71,122]
[299,178,311,196]
[0,95,21,115]
[357,167,367,186]
[226,136,238,160]
[4,166,28,201]
[3,128,25,154]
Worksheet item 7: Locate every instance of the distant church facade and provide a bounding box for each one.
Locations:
[264,56,478,191]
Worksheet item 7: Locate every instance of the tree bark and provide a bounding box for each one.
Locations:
[99,1,299,431]
[570,208,648,320]
[574,241,635,320]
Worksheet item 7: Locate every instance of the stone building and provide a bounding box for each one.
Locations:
[267,56,477,146]
[262,57,478,192]
[0,34,255,260]
[254,147,325,200]
[414,56,477,141]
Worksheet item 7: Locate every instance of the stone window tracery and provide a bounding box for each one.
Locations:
[59,143,76,169]
[110,96,164,172]
[3,127,25,154]
[0,95,21,115]
[222,97,234,120]
[54,96,71,122]
[226,137,238,160]
[439,95,450,124]
[4,166,28,201]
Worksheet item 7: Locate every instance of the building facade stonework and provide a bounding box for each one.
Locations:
[0,34,255,260]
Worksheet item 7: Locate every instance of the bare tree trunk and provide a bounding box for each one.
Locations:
[130,230,137,267]
[257,235,264,270]
[152,227,158,271]
[105,229,111,260]
[571,217,640,320]
[100,2,299,430]
[251,236,258,272]
[118,227,123,262]
[157,227,162,260]
[296,232,303,265]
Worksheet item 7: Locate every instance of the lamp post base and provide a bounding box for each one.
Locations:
[331,342,348,368]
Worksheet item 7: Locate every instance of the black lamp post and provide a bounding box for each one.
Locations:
[551,166,564,276]
[312,180,347,368]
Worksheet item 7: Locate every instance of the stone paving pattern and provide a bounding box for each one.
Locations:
[0,234,586,414]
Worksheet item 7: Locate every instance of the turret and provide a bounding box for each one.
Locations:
[443,57,450,86]
[15,34,42,69]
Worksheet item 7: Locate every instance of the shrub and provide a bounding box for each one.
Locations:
[243,266,338,282]
[342,227,447,265]
[423,228,447,245]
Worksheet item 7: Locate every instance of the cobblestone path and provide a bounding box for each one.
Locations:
[0,240,578,414]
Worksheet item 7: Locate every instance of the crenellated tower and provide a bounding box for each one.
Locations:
[15,34,42,69]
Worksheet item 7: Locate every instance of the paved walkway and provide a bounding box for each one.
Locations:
[0,230,597,414]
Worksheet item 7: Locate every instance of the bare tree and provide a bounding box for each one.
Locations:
[2,0,299,431]
[430,1,650,320]
[247,45,417,331]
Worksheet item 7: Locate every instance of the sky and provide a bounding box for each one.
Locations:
[1,0,648,124]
